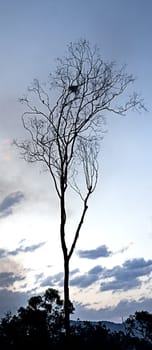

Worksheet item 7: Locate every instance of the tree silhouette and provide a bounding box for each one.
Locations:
[125,310,152,343]
[0,288,64,348]
[0,301,151,349]
[14,39,144,338]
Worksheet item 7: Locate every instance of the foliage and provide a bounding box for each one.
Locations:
[125,310,152,342]
[0,289,151,349]
[0,288,64,349]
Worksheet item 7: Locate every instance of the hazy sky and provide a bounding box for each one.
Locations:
[0,0,152,323]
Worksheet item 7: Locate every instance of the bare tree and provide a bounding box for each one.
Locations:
[14,39,144,337]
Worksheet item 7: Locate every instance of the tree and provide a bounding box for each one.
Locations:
[0,288,64,348]
[14,39,144,338]
[125,310,152,343]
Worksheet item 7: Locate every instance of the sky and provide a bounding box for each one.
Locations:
[0,0,152,323]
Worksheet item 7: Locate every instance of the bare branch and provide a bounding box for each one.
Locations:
[68,188,92,260]
[15,40,145,335]
[15,38,145,253]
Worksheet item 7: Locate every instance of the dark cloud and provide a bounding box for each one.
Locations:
[41,272,64,288]
[70,268,80,276]
[41,276,52,287]
[0,288,29,318]
[73,297,152,323]
[100,258,152,292]
[0,258,150,321]
[9,241,46,256]
[0,256,26,290]
[41,266,104,290]
[0,242,46,259]
[70,258,152,292]
[0,271,25,288]
[0,288,151,324]
[77,245,112,259]
[77,243,133,260]
[0,191,24,218]
[123,258,152,271]
[0,249,7,259]
[101,278,141,292]
[70,274,99,288]
[70,265,103,288]
[52,272,64,284]
[88,265,103,275]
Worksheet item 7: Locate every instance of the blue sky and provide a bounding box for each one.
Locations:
[0,0,152,323]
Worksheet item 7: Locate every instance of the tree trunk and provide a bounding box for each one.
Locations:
[64,255,70,338]
[60,182,71,339]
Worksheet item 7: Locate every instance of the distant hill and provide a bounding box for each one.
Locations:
[71,319,125,334]
[99,320,125,333]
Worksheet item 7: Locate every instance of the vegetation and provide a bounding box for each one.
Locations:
[15,39,144,337]
[0,288,151,349]
[125,310,152,343]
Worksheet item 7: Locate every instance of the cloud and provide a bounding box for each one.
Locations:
[9,241,46,256]
[70,258,152,292]
[77,243,134,260]
[41,272,64,288]
[41,276,52,287]
[123,258,152,271]
[0,288,29,318]
[0,258,150,322]
[34,273,44,284]
[114,242,134,255]
[0,271,25,288]
[70,265,103,288]
[88,265,103,275]
[100,258,152,292]
[100,277,141,292]
[0,255,26,291]
[0,249,7,259]
[77,245,112,259]
[0,288,151,324]
[41,266,103,290]
[73,297,152,323]
[0,242,46,259]
[40,271,81,289]
[70,268,80,276]
[70,274,99,288]
[0,191,24,218]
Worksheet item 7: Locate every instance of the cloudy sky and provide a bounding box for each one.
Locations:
[0,0,152,323]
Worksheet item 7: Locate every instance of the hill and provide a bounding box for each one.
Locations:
[71,319,125,333]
